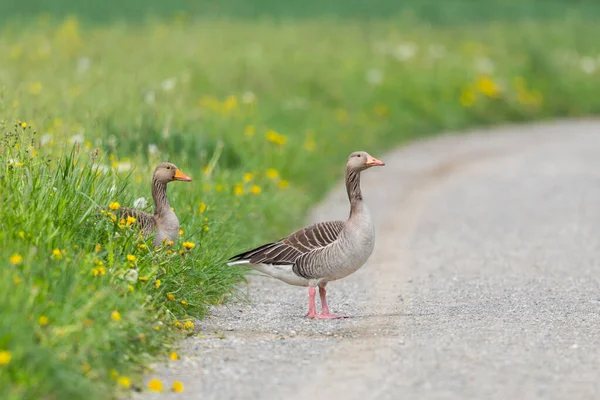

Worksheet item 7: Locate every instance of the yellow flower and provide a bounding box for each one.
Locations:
[52,249,63,260]
[180,300,188,306]
[266,168,279,179]
[183,321,194,330]
[182,241,195,250]
[167,293,175,301]
[374,104,389,117]
[29,82,43,95]
[154,280,161,289]
[476,75,500,97]
[278,180,289,189]
[198,202,207,214]
[233,183,244,196]
[174,321,182,328]
[250,185,261,195]
[172,381,184,393]
[0,350,12,365]
[265,129,287,146]
[18,231,25,239]
[223,95,238,112]
[203,225,209,232]
[139,276,149,282]
[13,275,22,285]
[138,243,148,250]
[166,241,174,247]
[92,266,106,277]
[126,254,137,262]
[111,310,121,321]
[148,379,163,392]
[169,352,179,361]
[82,363,91,373]
[38,315,49,326]
[243,172,254,182]
[460,89,475,107]
[21,121,27,128]
[118,376,131,388]
[109,369,119,379]
[109,202,120,210]
[303,136,316,152]
[243,125,255,137]
[128,285,134,292]
[335,108,349,123]
[126,216,136,226]
[9,253,23,265]
[179,229,184,235]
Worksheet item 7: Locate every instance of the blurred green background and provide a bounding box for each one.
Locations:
[0,0,597,23]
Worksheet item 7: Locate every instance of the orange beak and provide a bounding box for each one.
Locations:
[366,156,385,167]
[174,169,192,182]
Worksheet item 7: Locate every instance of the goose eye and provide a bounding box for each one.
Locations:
[166,166,171,170]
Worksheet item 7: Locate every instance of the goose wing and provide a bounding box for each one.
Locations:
[117,207,156,233]
[228,221,344,266]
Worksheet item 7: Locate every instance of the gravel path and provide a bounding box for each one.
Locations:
[135,120,600,400]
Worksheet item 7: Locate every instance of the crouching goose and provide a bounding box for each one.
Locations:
[117,162,191,248]
[228,151,384,319]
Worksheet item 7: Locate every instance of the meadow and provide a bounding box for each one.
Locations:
[2,6,600,399]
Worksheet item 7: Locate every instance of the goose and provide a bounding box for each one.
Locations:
[117,162,191,248]
[228,151,384,319]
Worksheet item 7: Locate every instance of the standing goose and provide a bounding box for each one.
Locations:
[228,151,384,319]
[117,162,191,248]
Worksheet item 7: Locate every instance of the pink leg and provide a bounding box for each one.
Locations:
[305,287,318,318]
[315,285,349,319]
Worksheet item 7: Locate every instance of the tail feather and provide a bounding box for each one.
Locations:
[227,242,279,264]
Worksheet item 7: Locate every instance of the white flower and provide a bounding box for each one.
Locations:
[93,164,109,174]
[580,57,596,74]
[282,97,308,110]
[394,43,417,61]
[77,57,91,74]
[40,133,53,146]
[475,57,495,74]
[366,68,383,85]
[124,269,138,283]
[69,133,84,144]
[242,91,256,104]
[116,162,131,173]
[148,144,158,155]
[161,78,176,92]
[428,44,446,59]
[134,197,147,208]
[145,91,155,105]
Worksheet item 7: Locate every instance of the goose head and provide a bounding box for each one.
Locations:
[153,162,192,184]
[346,151,385,172]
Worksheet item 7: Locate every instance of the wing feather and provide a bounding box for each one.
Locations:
[228,221,344,266]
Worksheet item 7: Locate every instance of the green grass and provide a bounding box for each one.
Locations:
[1,12,600,399]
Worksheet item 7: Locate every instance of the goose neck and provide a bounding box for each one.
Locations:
[152,178,171,217]
[345,167,363,217]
